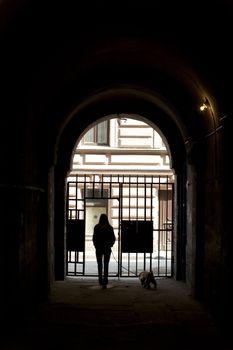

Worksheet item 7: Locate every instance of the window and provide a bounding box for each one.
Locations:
[84,120,109,145]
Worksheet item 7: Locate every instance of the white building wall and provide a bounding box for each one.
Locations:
[67,116,174,262]
[72,119,172,174]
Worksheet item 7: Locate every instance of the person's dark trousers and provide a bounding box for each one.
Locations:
[96,249,111,286]
[103,249,111,285]
[96,253,103,285]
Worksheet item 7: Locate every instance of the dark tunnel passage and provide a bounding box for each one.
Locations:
[1,3,233,346]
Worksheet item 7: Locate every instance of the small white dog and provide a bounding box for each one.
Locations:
[139,271,157,289]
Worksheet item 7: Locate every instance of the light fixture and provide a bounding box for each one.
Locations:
[199,99,209,111]
[200,103,208,111]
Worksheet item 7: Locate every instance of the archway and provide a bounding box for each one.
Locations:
[66,114,175,279]
[53,86,194,289]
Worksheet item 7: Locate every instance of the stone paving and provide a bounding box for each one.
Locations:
[1,277,232,349]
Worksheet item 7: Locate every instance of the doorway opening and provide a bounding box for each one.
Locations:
[65,115,175,279]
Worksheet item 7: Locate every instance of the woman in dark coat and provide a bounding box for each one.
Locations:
[92,213,116,288]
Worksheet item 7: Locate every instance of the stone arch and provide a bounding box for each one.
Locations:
[52,83,214,298]
[40,33,223,300]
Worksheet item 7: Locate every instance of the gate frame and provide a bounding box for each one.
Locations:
[66,174,174,278]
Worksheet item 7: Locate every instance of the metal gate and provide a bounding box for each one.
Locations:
[66,174,174,278]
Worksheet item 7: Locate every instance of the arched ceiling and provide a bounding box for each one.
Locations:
[1,1,232,172]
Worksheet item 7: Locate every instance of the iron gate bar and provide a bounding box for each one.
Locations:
[66,174,174,278]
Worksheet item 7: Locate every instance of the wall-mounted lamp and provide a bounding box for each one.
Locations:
[199,98,210,111]
[200,103,208,111]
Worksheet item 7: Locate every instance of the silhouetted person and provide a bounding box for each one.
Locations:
[92,213,116,289]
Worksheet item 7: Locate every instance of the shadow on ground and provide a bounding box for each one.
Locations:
[1,277,232,349]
